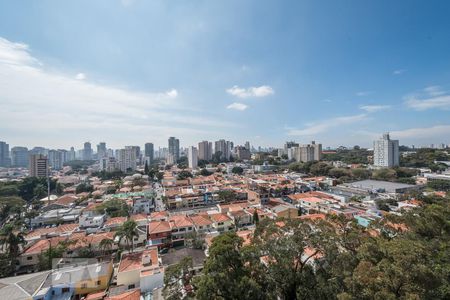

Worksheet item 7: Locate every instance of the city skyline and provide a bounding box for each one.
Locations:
[1,1,450,148]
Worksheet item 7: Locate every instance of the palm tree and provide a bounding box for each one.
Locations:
[115,220,138,253]
[99,238,114,255]
[0,224,25,272]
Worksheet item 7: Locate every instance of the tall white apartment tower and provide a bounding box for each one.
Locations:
[117,148,137,172]
[373,133,399,167]
[188,146,198,169]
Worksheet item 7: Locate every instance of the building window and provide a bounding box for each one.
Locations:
[27,256,33,260]
[128,284,135,289]
[96,280,101,286]
[62,287,70,293]
[81,283,87,289]
[188,227,192,230]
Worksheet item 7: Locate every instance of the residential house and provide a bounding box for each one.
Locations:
[116,249,164,293]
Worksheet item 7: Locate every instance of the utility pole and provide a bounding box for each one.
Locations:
[47,164,51,206]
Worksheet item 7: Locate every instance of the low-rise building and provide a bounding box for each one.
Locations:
[116,249,164,293]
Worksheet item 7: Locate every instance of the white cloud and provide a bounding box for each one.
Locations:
[393,69,406,75]
[226,102,248,111]
[286,114,368,136]
[75,73,86,80]
[424,85,445,97]
[359,104,391,113]
[405,86,450,111]
[226,85,274,98]
[390,124,450,139]
[356,91,371,97]
[166,89,178,98]
[0,37,231,148]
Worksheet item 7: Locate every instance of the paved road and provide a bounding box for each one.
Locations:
[153,182,166,211]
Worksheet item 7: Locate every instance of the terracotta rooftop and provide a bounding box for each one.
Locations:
[209,213,232,223]
[148,221,172,234]
[118,249,159,273]
[105,217,127,227]
[169,215,194,228]
[106,289,140,300]
[189,214,213,227]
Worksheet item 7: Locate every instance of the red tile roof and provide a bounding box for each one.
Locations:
[148,221,172,234]
[169,215,193,228]
[106,289,140,300]
[118,249,159,273]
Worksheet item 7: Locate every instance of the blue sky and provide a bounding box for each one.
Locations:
[0,0,449,149]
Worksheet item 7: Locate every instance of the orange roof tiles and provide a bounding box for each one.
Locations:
[23,236,66,254]
[106,289,140,300]
[169,215,193,228]
[150,211,169,220]
[148,221,172,234]
[209,213,232,223]
[130,214,148,222]
[105,217,127,227]
[298,214,326,221]
[55,194,79,206]
[118,249,159,273]
[189,214,213,227]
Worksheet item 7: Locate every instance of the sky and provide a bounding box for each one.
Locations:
[0,0,450,150]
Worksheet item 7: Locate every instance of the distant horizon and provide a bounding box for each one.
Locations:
[1,136,448,152]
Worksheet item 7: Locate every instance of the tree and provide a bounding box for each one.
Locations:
[427,179,450,191]
[163,256,193,300]
[253,209,259,224]
[144,161,149,174]
[115,220,138,252]
[198,159,209,168]
[75,183,94,194]
[0,224,25,274]
[217,190,236,203]
[200,168,212,176]
[96,199,130,217]
[37,241,68,271]
[310,162,333,176]
[231,166,244,175]
[99,238,114,255]
[194,232,265,300]
[33,184,47,200]
[156,171,164,182]
[372,168,397,181]
[177,170,193,180]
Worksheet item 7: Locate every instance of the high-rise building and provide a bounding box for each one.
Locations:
[97,142,107,159]
[48,150,67,170]
[117,148,137,172]
[235,146,251,160]
[188,146,198,169]
[100,157,118,172]
[292,141,322,163]
[11,146,29,167]
[214,139,232,161]
[68,147,76,161]
[29,154,48,177]
[144,143,154,165]
[168,137,180,161]
[0,141,11,167]
[245,141,251,152]
[125,146,141,165]
[198,141,213,161]
[373,133,399,167]
[83,142,93,160]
